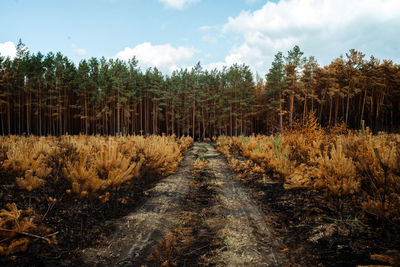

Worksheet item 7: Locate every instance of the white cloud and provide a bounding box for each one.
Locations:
[115,42,196,73]
[0,41,17,59]
[72,44,88,57]
[159,0,199,10]
[212,0,400,74]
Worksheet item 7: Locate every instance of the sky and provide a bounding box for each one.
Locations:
[1,0,400,76]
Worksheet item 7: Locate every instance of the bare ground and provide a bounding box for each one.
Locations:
[205,145,287,266]
[80,143,288,266]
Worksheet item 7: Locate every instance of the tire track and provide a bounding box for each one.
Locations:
[204,144,288,266]
[81,143,288,266]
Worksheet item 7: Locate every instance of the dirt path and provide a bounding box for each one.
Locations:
[81,143,287,266]
[205,144,287,266]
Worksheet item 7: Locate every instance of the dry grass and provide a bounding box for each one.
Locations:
[0,203,57,255]
[0,134,193,256]
[1,135,192,199]
[217,118,400,224]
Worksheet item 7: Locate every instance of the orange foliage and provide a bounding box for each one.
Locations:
[0,203,57,256]
[217,115,400,223]
[0,135,193,200]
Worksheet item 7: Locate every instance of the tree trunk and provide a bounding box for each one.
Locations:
[192,97,195,139]
[329,95,333,126]
[171,105,175,135]
[311,88,314,114]
[153,99,157,134]
[303,94,307,123]
[117,90,120,135]
[360,88,367,127]
[334,95,339,125]
[7,93,11,135]
[279,91,283,132]
[84,92,88,135]
[345,86,350,124]
[289,76,295,127]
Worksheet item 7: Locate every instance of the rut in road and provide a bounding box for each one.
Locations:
[201,143,287,266]
[81,143,287,266]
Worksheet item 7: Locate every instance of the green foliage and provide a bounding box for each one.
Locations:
[272,134,285,159]
[0,42,399,136]
[241,136,249,144]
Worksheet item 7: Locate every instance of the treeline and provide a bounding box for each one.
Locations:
[0,41,399,137]
[263,46,400,133]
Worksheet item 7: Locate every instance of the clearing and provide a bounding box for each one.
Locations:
[81,143,288,266]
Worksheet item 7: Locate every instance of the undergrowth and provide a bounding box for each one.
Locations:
[0,134,193,256]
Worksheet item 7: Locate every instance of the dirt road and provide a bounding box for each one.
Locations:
[81,143,287,266]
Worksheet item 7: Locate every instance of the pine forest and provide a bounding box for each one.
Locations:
[1,42,400,137]
[1,41,400,266]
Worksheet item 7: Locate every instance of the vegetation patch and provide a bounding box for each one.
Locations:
[217,118,400,266]
[0,135,193,266]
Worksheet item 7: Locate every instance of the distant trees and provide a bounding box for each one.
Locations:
[264,46,400,133]
[0,43,400,137]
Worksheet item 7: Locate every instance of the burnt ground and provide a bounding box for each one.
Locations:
[236,179,400,266]
[225,154,400,267]
[0,160,181,266]
[2,142,399,266]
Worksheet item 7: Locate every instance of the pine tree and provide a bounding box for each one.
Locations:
[344,49,364,125]
[300,56,318,122]
[284,45,305,127]
[76,60,91,134]
[266,52,285,132]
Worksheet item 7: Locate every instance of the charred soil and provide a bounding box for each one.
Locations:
[3,142,398,266]
[226,152,400,266]
[0,167,178,266]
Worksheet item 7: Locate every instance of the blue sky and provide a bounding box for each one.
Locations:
[1,0,400,75]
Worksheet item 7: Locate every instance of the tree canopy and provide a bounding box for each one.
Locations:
[0,43,399,137]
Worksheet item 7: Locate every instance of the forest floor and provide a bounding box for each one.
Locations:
[2,142,399,266]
